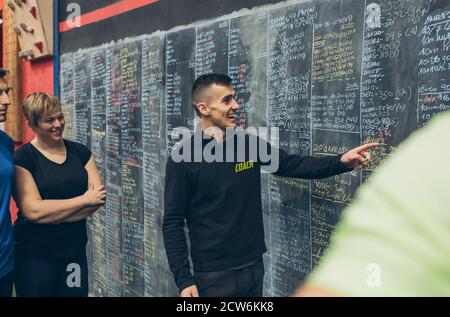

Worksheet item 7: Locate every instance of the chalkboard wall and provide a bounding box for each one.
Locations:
[59,0,450,296]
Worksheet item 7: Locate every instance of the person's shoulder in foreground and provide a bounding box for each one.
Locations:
[295,111,450,297]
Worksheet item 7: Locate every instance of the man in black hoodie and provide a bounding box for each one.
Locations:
[163,73,378,297]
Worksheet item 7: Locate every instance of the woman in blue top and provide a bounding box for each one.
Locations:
[0,68,14,297]
[13,93,106,297]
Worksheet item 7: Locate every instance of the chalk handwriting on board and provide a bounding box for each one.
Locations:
[366,3,381,29]
[60,0,450,297]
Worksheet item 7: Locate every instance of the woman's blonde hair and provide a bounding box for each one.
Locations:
[22,92,61,128]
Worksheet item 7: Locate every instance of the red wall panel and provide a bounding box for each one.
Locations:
[20,59,54,143]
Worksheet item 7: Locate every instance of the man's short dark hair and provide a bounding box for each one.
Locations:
[191,73,232,116]
[0,69,8,79]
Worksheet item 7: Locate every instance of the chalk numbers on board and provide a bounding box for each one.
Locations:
[366,3,381,29]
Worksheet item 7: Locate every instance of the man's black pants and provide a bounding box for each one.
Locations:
[0,270,14,297]
[194,259,264,297]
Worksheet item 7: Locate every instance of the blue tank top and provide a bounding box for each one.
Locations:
[0,130,14,277]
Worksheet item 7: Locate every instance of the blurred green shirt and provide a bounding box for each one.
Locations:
[308,111,450,296]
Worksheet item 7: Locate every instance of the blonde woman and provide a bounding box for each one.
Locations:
[13,93,105,297]
[0,69,14,297]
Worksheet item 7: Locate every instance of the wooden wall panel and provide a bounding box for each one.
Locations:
[3,2,22,142]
